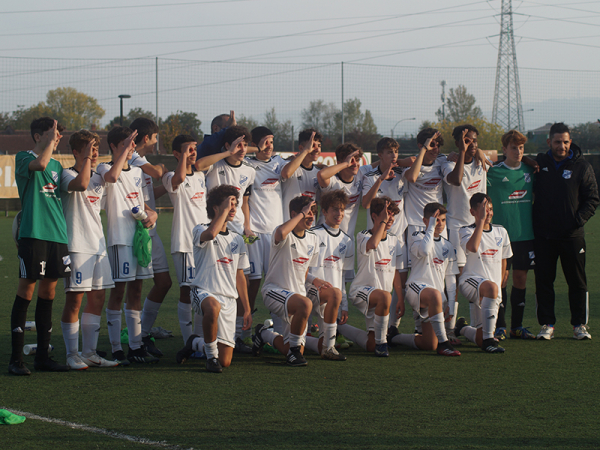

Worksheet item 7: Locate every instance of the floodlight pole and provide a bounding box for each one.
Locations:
[119,94,131,126]
[391,118,416,139]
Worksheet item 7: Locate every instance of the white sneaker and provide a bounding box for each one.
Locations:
[67,354,89,370]
[573,325,591,340]
[537,325,554,340]
[80,352,119,368]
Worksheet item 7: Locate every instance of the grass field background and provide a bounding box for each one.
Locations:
[0,209,598,450]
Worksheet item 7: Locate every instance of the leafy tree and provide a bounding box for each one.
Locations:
[236,114,259,134]
[106,107,156,129]
[264,107,294,152]
[159,111,203,153]
[436,85,483,122]
[301,100,337,137]
[432,116,505,153]
[571,121,600,152]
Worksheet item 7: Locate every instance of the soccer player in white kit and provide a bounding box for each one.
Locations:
[454,193,512,353]
[304,190,354,361]
[338,197,404,357]
[281,129,322,221]
[388,203,461,356]
[253,196,326,367]
[175,185,252,373]
[59,130,118,369]
[97,127,159,365]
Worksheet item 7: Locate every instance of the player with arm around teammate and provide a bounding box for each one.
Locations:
[388,203,461,356]
[175,185,252,373]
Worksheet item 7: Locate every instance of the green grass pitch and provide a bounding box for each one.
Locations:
[0,209,598,450]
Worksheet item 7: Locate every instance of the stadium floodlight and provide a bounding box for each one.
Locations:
[391,118,416,139]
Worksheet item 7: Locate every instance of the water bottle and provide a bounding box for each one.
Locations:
[23,344,54,356]
[131,206,156,229]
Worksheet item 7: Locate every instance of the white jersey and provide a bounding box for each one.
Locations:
[459,224,513,296]
[307,224,354,291]
[407,231,458,295]
[191,224,249,299]
[321,173,362,237]
[362,166,408,237]
[442,159,487,229]
[350,230,403,295]
[205,159,256,235]
[405,156,446,226]
[281,164,320,222]
[60,168,106,255]
[163,169,208,253]
[129,153,158,238]
[245,155,285,234]
[263,228,319,296]
[96,162,146,247]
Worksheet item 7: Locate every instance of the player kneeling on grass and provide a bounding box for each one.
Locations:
[338,197,404,357]
[176,185,252,373]
[304,190,354,361]
[388,203,461,356]
[253,196,324,367]
[454,193,512,353]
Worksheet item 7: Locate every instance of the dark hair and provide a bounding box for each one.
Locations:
[69,129,100,153]
[320,189,349,212]
[172,134,196,153]
[417,128,444,147]
[501,129,527,148]
[469,192,492,209]
[298,128,323,145]
[335,143,363,162]
[452,124,479,142]
[206,185,239,220]
[251,126,274,145]
[223,125,251,146]
[423,202,447,220]
[130,117,159,144]
[549,122,570,139]
[376,137,399,154]
[211,114,230,132]
[370,196,399,217]
[289,195,315,216]
[30,117,64,142]
[107,126,133,152]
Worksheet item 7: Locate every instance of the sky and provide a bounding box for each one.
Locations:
[0,0,599,134]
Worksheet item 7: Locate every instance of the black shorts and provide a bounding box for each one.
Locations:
[17,238,71,280]
[506,240,535,271]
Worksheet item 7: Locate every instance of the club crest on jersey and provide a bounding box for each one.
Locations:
[398,186,404,196]
[134,177,142,187]
[231,241,239,253]
[338,243,347,254]
[240,175,248,185]
[274,164,281,174]
[508,190,527,200]
[312,178,318,188]
[496,237,502,246]
[389,246,395,255]
[51,171,58,182]
[563,170,572,179]
[524,173,531,183]
[307,245,314,256]
[442,248,449,257]
[93,182,102,193]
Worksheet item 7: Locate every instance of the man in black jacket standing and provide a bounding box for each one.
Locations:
[533,122,599,340]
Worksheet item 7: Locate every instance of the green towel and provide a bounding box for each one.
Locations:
[0,409,26,425]
[133,221,152,268]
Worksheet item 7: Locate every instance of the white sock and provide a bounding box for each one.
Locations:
[481,296,498,340]
[462,326,478,344]
[193,312,203,336]
[61,321,79,357]
[288,333,303,350]
[178,302,193,344]
[271,312,284,335]
[391,333,418,349]
[106,308,122,353]
[235,316,243,341]
[374,314,389,344]
[429,312,448,343]
[305,335,320,354]
[204,339,218,360]
[337,324,369,350]
[389,291,401,328]
[125,309,142,350]
[192,336,205,353]
[81,313,101,357]
[261,328,279,346]
[141,298,161,337]
[445,302,458,332]
[321,322,337,350]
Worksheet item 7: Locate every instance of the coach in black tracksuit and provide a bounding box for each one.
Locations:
[532,123,599,337]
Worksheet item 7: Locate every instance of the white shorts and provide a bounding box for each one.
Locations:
[349,285,378,332]
[459,276,487,304]
[172,252,195,287]
[262,285,308,344]
[306,285,325,320]
[151,234,170,274]
[447,226,466,267]
[247,232,271,280]
[405,281,436,316]
[64,253,115,292]
[190,287,236,348]
[107,245,153,282]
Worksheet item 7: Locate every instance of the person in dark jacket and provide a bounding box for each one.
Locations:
[533,122,599,340]
[196,111,236,158]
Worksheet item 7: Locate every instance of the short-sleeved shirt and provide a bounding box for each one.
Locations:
[362,166,408,237]
[307,224,354,292]
[442,159,487,229]
[245,155,285,234]
[487,162,534,242]
[407,231,458,295]
[15,151,68,244]
[322,173,363,237]
[60,168,106,255]
[281,164,320,222]
[405,156,446,226]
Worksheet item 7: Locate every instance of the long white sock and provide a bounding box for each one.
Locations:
[193,312,203,336]
[61,321,79,357]
[462,326,478,344]
[337,324,369,350]
[204,339,218,360]
[305,335,320,354]
[288,333,303,350]
[241,312,254,340]
[374,314,389,344]
[429,312,448,342]
[125,309,142,350]
[321,322,337,350]
[261,328,279,346]
[389,291,401,328]
[481,296,498,340]
[235,316,243,341]
[391,333,418,349]
[106,308,122,353]
[178,302,193,344]
[141,298,161,337]
[81,313,101,357]
[192,336,205,353]
[446,302,458,332]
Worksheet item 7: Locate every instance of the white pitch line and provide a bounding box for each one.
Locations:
[2,407,193,450]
